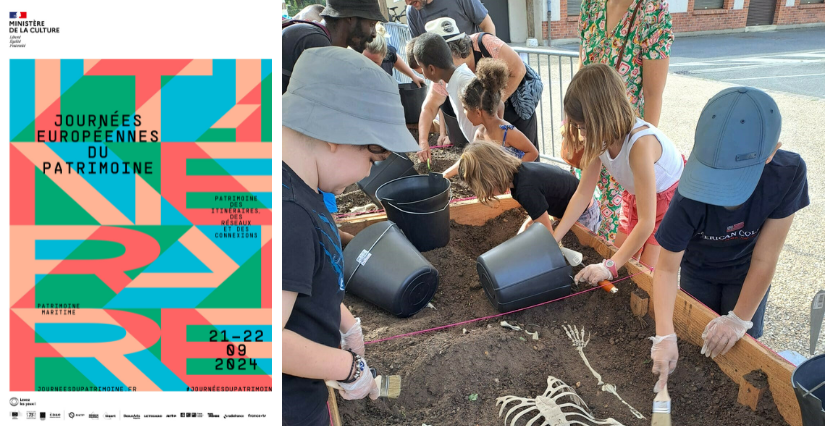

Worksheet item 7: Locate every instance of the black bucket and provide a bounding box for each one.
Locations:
[399,83,428,124]
[357,153,418,205]
[476,224,572,312]
[792,353,825,425]
[343,221,439,318]
[441,103,470,149]
[375,174,451,252]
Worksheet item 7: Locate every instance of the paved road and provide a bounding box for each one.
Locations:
[669,27,825,99]
[555,27,825,98]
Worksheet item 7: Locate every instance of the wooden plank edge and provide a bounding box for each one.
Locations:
[570,224,801,426]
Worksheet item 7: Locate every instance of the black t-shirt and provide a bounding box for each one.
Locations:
[282,162,345,424]
[510,162,579,220]
[655,150,809,284]
[380,44,398,76]
[282,23,330,94]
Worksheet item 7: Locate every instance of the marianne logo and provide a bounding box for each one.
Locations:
[726,222,745,232]
[10,398,19,407]
[9,12,27,18]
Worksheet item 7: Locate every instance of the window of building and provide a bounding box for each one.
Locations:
[694,0,725,9]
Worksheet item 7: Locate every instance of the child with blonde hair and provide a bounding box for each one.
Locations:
[458,142,600,235]
[363,23,425,87]
[461,58,538,162]
[553,63,684,285]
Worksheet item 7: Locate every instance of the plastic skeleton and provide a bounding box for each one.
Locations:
[562,325,645,420]
[496,376,624,426]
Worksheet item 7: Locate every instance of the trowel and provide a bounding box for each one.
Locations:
[811,290,825,355]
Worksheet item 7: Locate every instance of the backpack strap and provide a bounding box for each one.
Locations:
[282,19,331,40]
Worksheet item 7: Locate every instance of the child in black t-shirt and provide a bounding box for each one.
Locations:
[458,142,600,236]
[282,48,420,425]
[648,87,809,395]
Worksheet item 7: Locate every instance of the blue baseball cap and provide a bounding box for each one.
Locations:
[678,87,781,206]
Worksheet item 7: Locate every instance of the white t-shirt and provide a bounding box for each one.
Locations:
[446,64,481,142]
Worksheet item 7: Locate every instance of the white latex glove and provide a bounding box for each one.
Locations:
[341,317,365,357]
[701,311,752,359]
[574,262,612,285]
[650,334,678,393]
[336,357,379,401]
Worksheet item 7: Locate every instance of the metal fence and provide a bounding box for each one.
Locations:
[512,47,579,165]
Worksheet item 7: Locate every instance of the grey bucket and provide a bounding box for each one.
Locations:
[375,174,451,252]
[357,153,418,206]
[792,353,825,425]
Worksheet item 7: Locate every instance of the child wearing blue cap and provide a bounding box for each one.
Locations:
[648,87,809,394]
[282,47,421,425]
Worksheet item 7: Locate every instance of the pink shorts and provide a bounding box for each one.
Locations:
[618,180,679,246]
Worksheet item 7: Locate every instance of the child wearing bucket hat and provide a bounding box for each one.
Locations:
[552,63,685,285]
[648,87,809,395]
[282,47,420,425]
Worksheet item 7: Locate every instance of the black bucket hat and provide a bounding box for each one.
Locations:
[321,0,387,22]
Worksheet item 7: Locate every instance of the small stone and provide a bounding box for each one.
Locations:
[610,338,616,345]
[576,382,581,388]
[533,345,538,350]
[463,328,468,334]
[503,219,508,223]
[487,324,492,329]
[494,378,499,383]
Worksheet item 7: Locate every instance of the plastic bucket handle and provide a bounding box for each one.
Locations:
[382,194,453,216]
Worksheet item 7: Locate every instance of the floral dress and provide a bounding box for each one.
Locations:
[578,0,673,242]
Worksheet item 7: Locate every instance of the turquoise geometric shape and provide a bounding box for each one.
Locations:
[195,225,260,266]
[35,240,84,260]
[104,288,213,309]
[161,196,191,225]
[262,59,272,80]
[60,59,84,95]
[35,274,47,284]
[46,143,136,223]
[124,350,188,391]
[142,241,211,273]
[161,59,236,142]
[66,357,131,391]
[10,59,35,141]
[250,192,272,209]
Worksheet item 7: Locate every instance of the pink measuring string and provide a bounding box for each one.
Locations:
[365,271,647,345]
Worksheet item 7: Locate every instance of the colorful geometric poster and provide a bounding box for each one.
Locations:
[9,59,273,392]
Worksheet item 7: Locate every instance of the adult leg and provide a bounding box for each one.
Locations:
[720,283,771,339]
[596,168,623,244]
[679,273,724,315]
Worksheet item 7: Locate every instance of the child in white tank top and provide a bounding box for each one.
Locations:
[554,64,684,285]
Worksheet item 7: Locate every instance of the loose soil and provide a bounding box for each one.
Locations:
[335,129,474,214]
[338,208,788,426]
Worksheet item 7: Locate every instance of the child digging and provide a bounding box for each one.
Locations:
[553,63,684,285]
[282,47,420,425]
[460,58,538,162]
[458,142,600,236]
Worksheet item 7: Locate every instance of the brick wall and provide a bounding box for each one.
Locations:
[671,0,750,32]
[551,0,581,40]
[775,1,825,25]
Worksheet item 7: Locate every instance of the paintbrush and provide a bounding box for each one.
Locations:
[326,368,402,399]
[651,385,671,426]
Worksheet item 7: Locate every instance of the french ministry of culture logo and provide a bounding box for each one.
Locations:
[9,12,27,18]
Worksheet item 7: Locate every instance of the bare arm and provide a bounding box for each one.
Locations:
[495,43,527,102]
[641,58,669,127]
[282,291,352,381]
[733,215,794,321]
[478,14,496,35]
[442,160,460,179]
[610,135,659,268]
[552,157,601,242]
[506,128,538,162]
[520,211,554,235]
[652,249,684,336]
[394,56,425,87]
[418,86,447,161]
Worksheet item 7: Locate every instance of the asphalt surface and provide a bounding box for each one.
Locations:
[669,27,825,99]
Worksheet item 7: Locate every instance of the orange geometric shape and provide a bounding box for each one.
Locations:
[211,104,259,129]
[236,59,260,103]
[135,175,161,225]
[178,59,213,76]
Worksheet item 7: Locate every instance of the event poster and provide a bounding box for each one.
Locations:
[8,59,273,393]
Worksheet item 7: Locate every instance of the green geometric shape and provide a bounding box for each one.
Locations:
[65,241,126,260]
[60,75,135,135]
[196,128,235,142]
[186,325,224,342]
[261,73,272,142]
[197,250,261,308]
[35,274,116,308]
[106,141,162,193]
[35,166,99,225]
[124,266,147,281]
[186,358,268,375]
[186,192,267,209]
[186,159,230,176]
[35,331,47,344]
[112,309,162,360]
[160,75,175,90]
[12,121,35,142]
[35,357,97,390]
